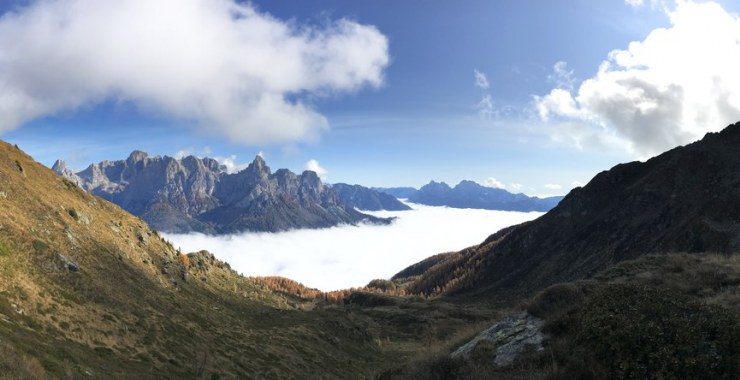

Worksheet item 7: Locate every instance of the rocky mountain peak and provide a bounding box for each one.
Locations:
[127,150,149,163]
[51,159,67,172]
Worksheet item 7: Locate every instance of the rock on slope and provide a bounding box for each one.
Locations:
[331,183,411,211]
[53,152,389,233]
[396,121,740,300]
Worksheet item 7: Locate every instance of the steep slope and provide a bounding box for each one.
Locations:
[398,121,740,300]
[331,183,411,211]
[0,141,400,378]
[54,153,389,233]
[409,180,562,212]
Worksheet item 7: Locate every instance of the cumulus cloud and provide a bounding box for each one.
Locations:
[474,69,490,90]
[304,159,328,179]
[544,183,562,190]
[510,183,524,191]
[0,0,390,144]
[163,203,542,291]
[484,177,506,189]
[535,1,740,158]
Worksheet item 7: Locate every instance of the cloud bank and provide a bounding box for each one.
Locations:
[536,1,740,157]
[0,0,390,144]
[163,203,541,291]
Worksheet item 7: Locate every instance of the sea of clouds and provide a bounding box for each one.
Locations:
[163,202,542,291]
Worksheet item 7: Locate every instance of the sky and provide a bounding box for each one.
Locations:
[2,0,740,195]
[163,202,543,291]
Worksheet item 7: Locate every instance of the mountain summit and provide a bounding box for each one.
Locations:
[53,153,390,233]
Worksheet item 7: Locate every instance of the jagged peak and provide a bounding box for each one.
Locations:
[127,150,149,162]
[51,159,67,173]
[246,154,269,175]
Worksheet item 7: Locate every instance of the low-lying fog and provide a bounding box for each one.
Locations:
[162,202,542,291]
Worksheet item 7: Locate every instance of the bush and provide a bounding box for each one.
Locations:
[67,209,79,220]
[32,239,49,253]
[576,284,740,379]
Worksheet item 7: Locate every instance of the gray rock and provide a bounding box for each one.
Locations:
[54,152,391,233]
[451,311,545,367]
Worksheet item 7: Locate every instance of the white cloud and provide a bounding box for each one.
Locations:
[571,181,585,188]
[474,69,490,90]
[547,61,576,90]
[544,183,562,190]
[213,155,248,174]
[304,159,328,179]
[484,177,506,189]
[535,1,740,158]
[163,203,542,291]
[625,0,645,8]
[0,0,390,145]
[510,183,524,191]
[477,94,495,119]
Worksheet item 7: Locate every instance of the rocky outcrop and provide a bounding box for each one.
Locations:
[54,152,390,234]
[410,180,562,212]
[451,311,545,366]
[331,183,411,211]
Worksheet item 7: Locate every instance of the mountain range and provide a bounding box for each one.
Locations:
[377,181,563,212]
[2,122,740,378]
[53,153,392,234]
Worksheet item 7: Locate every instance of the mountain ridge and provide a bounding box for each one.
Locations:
[53,152,391,233]
[376,181,563,212]
[395,121,740,300]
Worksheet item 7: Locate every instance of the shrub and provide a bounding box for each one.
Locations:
[576,284,740,379]
[32,239,49,253]
[67,209,79,220]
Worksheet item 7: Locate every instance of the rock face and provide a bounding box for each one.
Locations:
[399,121,740,300]
[409,180,562,212]
[451,311,545,367]
[53,152,390,233]
[331,183,411,211]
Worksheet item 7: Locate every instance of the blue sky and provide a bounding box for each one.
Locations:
[2,0,740,194]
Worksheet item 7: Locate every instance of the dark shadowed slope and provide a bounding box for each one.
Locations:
[396,122,740,300]
[54,153,390,233]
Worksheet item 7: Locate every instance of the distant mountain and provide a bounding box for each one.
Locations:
[373,186,418,199]
[395,121,740,300]
[406,180,562,212]
[332,183,411,211]
[53,152,390,233]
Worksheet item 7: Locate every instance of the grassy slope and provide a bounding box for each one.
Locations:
[0,141,506,379]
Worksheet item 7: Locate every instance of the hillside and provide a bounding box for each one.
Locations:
[331,183,411,211]
[53,153,390,234]
[0,140,502,378]
[396,121,740,300]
